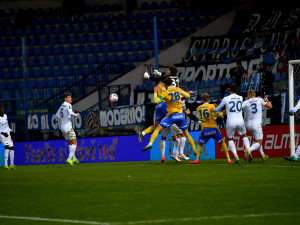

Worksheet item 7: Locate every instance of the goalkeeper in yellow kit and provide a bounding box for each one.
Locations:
[189,93,233,164]
[142,77,196,153]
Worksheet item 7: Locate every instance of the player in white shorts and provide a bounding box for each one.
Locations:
[242,90,273,161]
[0,106,16,169]
[284,96,300,162]
[56,93,80,166]
[213,83,251,163]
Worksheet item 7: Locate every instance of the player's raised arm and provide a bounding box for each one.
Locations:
[213,98,226,112]
[289,99,300,115]
[263,96,273,109]
[153,86,163,104]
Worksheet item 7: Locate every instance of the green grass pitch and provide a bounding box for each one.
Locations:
[0,158,300,225]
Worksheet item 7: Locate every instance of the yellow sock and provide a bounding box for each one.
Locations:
[197,144,203,159]
[143,125,156,135]
[186,134,196,151]
[149,129,160,144]
[221,141,230,159]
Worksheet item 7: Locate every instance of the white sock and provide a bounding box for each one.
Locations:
[173,138,180,156]
[68,145,73,160]
[228,140,238,159]
[9,150,14,166]
[259,145,265,156]
[242,137,250,151]
[72,145,77,160]
[179,137,186,155]
[4,149,9,166]
[294,145,300,158]
[250,143,260,152]
[160,140,166,157]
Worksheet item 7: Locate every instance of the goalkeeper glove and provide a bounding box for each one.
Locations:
[289,111,295,116]
[154,69,162,76]
[144,72,150,79]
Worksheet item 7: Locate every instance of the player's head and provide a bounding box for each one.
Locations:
[181,86,188,92]
[229,83,238,94]
[0,106,4,116]
[247,90,256,98]
[163,77,173,87]
[201,93,210,103]
[63,93,72,103]
[168,65,178,76]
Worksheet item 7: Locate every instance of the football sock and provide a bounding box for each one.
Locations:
[173,138,180,156]
[72,145,77,159]
[4,149,9,166]
[250,142,260,152]
[149,129,159,145]
[179,137,186,155]
[196,144,203,159]
[160,140,166,157]
[143,125,156,135]
[186,134,196,151]
[221,141,230,159]
[259,145,265,156]
[242,137,250,151]
[228,140,238,159]
[68,145,73,160]
[9,150,14,166]
[294,145,300,158]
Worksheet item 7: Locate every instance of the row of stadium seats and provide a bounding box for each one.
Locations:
[0,17,204,38]
[0,8,211,28]
[0,51,150,69]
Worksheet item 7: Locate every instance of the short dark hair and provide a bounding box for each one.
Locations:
[163,77,173,86]
[63,93,72,99]
[168,65,178,76]
[229,83,238,93]
[181,86,188,92]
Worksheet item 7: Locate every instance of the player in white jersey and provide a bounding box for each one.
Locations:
[56,93,80,166]
[284,98,300,162]
[242,90,273,161]
[213,83,251,163]
[0,106,16,169]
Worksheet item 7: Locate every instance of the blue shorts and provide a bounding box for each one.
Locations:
[160,113,188,130]
[199,128,223,144]
[155,101,167,122]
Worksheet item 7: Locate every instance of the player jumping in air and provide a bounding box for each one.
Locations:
[213,83,251,163]
[0,106,16,169]
[138,65,179,143]
[189,93,233,164]
[242,90,272,161]
[284,96,300,162]
[56,93,80,166]
[141,77,196,153]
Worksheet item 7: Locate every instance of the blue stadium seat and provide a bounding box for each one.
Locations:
[126,32,136,41]
[73,25,82,34]
[107,33,117,42]
[145,11,153,20]
[108,54,117,63]
[103,43,113,53]
[132,42,143,51]
[165,39,174,48]
[140,2,149,10]
[58,36,67,45]
[107,13,115,22]
[97,34,106,43]
[15,48,22,57]
[73,45,83,54]
[116,13,125,21]
[88,54,98,64]
[54,46,64,55]
[44,67,54,77]
[150,1,159,9]
[78,55,87,65]
[112,43,123,52]
[63,25,73,34]
[49,36,57,45]
[155,11,164,19]
[135,12,145,20]
[83,44,92,54]
[48,56,58,66]
[3,70,13,79]
[69,55,78,66]
[54,67,64,77]
[39,57,48,67]
[35,47,44,56]
[39,36,48,45]
[98,54,107,64]
[119,52,129,63]
[144,41,153,50]
[82,24,91,33]
[63,45,73,55]
[128,52,138,62]
[112,23,121,32]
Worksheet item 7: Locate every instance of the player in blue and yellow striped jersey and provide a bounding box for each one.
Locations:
[142,77,196,153]
[189,93,233,164]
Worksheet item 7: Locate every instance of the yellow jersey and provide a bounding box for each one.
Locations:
[160,87,184,114]
[197,103,218,129]
[157,82,166,96]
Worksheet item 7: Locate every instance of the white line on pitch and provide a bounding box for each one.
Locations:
[0,212,299,225]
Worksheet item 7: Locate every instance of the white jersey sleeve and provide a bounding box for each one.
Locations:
[56,102,77,128]
[213,98,226,112]
[290,100,300,113]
